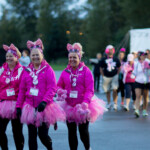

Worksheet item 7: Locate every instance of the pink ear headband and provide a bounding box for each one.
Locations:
[67,43,81,59]
[3,44,18,59]
[105,48,115,54]
[120,48,126,52]
[27,38,43,53]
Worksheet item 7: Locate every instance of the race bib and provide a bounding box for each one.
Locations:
[29,88,39,96]
[69,91,78,98]
[6,88,15,96]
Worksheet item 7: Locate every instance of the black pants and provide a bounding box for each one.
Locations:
[125,83,136,101]
[67,121,90,150]
[0,117,24,150]
[94,73,100,91]
[28,123,52,150]
[117,79,125,97]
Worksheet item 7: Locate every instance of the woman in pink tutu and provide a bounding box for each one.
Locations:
[57,43,106,150]
[16,38,65,150]
[0,44,24,150]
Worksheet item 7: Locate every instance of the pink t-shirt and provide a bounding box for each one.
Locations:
[125,63,135,83]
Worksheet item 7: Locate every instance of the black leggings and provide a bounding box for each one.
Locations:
[94,73,100,91]
[0,117,24,150]
[125,83,136,101]
[28,123,52,150]
[67,121,90,150]
[117,79,125,97]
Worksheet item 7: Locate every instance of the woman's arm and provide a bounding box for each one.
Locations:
[42,66,57,103]
[83,67,94,103]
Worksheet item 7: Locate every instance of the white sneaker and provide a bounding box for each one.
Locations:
[134,109,140,118]
[132,104,136,110]
[142,110,148,117]
[113,103,117,110]
[124,105,129,111]
[106,103,111,110]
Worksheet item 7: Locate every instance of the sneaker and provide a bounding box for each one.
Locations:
[113,103,117,111]
[132,104,136,110]
[124,105,129,111]
[106,103,111,110]
[134,109,140,118]
[88,148,92,150]
[142,110,148,117]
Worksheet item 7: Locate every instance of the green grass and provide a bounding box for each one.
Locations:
[50,64,67,70]
[50,64,92,71]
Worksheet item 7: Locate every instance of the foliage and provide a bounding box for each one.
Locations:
[0,0,150,61]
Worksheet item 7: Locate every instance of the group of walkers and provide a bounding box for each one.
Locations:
[0,39,106,150]
[95,45,150,118]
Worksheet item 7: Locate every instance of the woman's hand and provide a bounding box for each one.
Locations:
[37,101,47,112]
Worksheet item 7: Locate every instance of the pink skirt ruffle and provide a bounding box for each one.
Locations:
[21,102,66,127]
[59,95,107,124]
[0,100,17,119]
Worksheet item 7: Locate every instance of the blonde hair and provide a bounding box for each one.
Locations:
[16,48,21,59]
[72,42,84,57]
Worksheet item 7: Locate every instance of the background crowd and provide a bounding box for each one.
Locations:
[90,46,150,118]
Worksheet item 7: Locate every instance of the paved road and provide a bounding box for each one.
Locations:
[5,71,150,150]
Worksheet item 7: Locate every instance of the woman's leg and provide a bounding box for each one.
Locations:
[0,118,9,150]
[28,124,38,150]
[38,123,52,150]
[67,121,78,150]
[97,74,100,91]
[124,83,132,111]
[131,83,136,109]
[11,118,24,150]
[143,89,149,110]
[120,80,125,104]
[135,88,142,110]
[79,121,90,150]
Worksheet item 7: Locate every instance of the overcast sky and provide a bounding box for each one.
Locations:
[0,0,87,17]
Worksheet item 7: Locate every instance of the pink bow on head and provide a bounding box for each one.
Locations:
[67,43,73,51]
[3,44,18,58]
[67,43,81,52]
[67,43,82,60]
[3,44,17,52]
[27,38,43,52]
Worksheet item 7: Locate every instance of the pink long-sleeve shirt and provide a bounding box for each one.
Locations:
[16,60,57,108]
[0,62,24,101]
[57,62,94,107]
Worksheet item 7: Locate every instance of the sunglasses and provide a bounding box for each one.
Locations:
[69,49,79,52]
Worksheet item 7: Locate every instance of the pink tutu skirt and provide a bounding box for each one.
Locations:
[21,102,66,127]
[59,95,107,124]
[0,100,17,119]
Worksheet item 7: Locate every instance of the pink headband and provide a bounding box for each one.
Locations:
[27,38,43,53]
[120,48,126,52]
[105,48,115,54]
[3,44,18,58]
[67,43,81,60]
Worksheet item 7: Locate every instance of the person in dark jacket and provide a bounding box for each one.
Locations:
[90,53,102,92]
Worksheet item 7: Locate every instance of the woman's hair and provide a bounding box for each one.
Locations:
[16,48,21,59]
[137,51,145,60]
[72,43,84,58]
[23,50,29,56]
